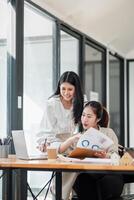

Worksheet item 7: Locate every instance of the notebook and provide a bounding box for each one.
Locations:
[12,130,47,160]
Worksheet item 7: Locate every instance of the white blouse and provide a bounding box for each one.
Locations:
[37,95,78,147]
[99,127,119,156]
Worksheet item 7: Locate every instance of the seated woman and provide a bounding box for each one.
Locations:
[58,101,124,200]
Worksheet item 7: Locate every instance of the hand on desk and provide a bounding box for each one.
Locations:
[94,150,107,158]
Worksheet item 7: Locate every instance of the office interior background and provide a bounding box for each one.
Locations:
[0,0,134,199]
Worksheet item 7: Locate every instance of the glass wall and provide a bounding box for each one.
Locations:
[85,44,105,102]
[0,0,8,138]
[0,0,8,199]
[23,3,53,198]
[128,61,134,146]
[60,30,79,74]
[109,54,121,141]
[24,4,53,131]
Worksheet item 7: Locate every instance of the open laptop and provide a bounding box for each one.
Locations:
[12,130,47,160]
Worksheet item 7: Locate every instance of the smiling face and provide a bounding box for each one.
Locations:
[60,82,75,102]
[81,106,99,130]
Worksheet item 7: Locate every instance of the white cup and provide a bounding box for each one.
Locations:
[47,146,57,160]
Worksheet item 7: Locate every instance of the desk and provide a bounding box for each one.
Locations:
[1,158,134,200]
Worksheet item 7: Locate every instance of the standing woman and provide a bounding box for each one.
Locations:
[37,71,84,152]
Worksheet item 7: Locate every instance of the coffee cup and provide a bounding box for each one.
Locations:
[47,146,57,160]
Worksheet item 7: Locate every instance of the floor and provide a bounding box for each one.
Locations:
[1,179,134,199]
[27,183,134,200]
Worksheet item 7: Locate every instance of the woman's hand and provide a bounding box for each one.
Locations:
[37,144,47,152]
[94,150,107,158]
[59,133,81,153]
[37,139,50,152]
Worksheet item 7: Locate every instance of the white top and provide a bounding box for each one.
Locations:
[37,95,78,148]
[99,127,119,156]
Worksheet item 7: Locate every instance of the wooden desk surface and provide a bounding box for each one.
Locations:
[0,158,134,172]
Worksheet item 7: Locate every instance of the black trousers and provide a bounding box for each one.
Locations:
[73,173,124,200]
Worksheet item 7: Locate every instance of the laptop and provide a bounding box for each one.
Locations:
[12,130,47,160]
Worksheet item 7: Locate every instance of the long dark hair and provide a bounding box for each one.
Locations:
[52,71,84,124]
[84,101,109,127]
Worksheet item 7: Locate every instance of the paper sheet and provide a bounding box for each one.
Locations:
[77,127,113,150]
[58,154,112,164]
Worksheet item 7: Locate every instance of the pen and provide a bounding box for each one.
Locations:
[44,138,47,146]
[40,138,47,152]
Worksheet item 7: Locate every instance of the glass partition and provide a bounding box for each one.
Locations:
[109,54,121,140]
[128,61,134,147]
[60,30,79,74]
[24,3,53,198]
[0,0,8,138]
[24,3,53,144]
[0,0,8,198]
[85,44,105,102]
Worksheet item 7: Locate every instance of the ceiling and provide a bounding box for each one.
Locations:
[32,0,134,59]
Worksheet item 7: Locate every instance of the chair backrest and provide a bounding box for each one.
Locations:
[125,147,134,158]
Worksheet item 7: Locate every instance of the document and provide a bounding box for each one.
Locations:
[69,127,113,159]
[58,154,112,165]
[77,127,113,150]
